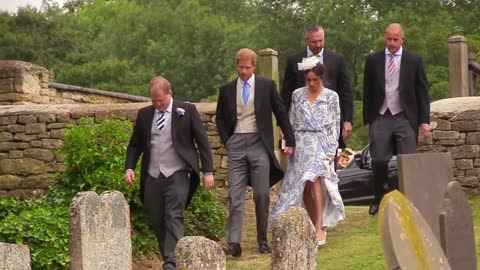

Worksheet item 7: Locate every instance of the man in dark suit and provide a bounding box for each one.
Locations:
[281,24,353,149]
[216,48,295,257]
[125,77,214,270]
[363,23,430,215]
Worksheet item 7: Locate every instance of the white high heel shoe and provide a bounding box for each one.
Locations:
[317,231,327,246]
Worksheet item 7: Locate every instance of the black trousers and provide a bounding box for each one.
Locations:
[143,171,190,267]
[369,112,416,201]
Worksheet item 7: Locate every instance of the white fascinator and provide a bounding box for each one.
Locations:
[297,56,320,71]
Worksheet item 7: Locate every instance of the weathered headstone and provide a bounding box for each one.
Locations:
[69,191,132,270]
[175,236,226,270]
[270,207,317,270]
[439,181,477,270]
[379,190,451,270]
[0,243,31,270]
[397,152,453,240]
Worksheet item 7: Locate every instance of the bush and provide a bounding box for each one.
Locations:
[0,117,226,268]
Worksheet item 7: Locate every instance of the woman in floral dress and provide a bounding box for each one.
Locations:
[270,59,345,246]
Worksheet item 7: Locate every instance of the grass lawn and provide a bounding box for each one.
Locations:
[225,197,480,270]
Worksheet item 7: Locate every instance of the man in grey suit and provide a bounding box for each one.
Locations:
[125,77,214,270]
[216,48,295,257]
[363,23,430,215]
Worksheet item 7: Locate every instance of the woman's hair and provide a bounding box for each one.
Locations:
[304,62,328,84]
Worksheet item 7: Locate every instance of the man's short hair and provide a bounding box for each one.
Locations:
[304,24,324,39]
[235,48,257,65]
[149,76,171,95]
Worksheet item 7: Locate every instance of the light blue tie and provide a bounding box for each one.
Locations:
[242,81,250,105]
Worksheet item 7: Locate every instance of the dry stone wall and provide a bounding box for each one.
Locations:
[419,97,480,190]
[0,60,149,105]
[0,102,226,198]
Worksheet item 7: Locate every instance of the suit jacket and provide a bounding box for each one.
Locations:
[362,49,430,134]
[125,100,213,207]
[216,75,295,187]
[281,48,353,148]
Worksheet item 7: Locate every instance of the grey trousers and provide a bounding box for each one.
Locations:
[370,112,416,200]
[143,171,190,267]
[225,133,270,245]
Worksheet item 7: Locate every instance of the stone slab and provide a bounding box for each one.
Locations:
[439,181,477,270]
[270,206,317,270]
[176,236,226,270]
[398,153,452,241]
[0,242,31,270]
[69,191,132,270]
[379,190,451,270]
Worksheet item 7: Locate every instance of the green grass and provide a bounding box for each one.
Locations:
[225,197,480,270]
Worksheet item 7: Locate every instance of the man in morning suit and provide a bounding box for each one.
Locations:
[216,48,295,257]
[363,23,430,216]
[281,24,353,149]
[125,77,214,270]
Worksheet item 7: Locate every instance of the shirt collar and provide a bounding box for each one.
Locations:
[385,46,403,56]
[155,97,173,114]
[307,47,324,58]
[241,74,255,87]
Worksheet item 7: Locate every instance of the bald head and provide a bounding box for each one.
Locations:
[385,23,404,37]
[384,23,404,54]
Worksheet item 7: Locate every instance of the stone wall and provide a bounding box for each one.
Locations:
[0,60,149,105]
[0,102,226,198]
[419,97,480,190]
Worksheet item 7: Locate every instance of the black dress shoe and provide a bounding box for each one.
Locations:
[162,262,175,270]
[259,243,272,254]
[369,200,380,215]
[224,242,242,257]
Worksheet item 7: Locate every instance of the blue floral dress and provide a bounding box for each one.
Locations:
[270,87,345,228]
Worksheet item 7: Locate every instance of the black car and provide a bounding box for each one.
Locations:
[337,145,398,206]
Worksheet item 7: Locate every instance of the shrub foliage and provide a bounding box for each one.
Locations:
[0,118,226,268]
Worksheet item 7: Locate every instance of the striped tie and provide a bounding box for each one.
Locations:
[388,54,396,75]
[156,111,165,131]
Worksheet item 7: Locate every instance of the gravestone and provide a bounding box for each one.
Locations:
[175,236,226,270]
[439,181,477,270]
[397,152,453,240]
[0,243,31,270]
[379,190,451,270]
[270,207,317,270]
[69,191,132,270]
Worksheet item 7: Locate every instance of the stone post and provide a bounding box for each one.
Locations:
[257,48,279,86]
[448,35,469,97]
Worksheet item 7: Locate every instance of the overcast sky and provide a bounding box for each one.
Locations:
[0,0,67,13]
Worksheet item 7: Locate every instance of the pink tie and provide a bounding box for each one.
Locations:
[388,54,396,75]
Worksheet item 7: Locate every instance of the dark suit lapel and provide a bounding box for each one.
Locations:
[254,76,263,114]
[398,50,409,93]
[145,106,155,147]
[227,79,238,119]
[171,100,178,139]
[377,52,386,94]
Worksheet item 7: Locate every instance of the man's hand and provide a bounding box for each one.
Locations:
[283,146,294,156]
[420,124,430,139]
[203,174,215,190]
[328,155,335,164]
[342,121,353,141]
[125,169,135,185]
